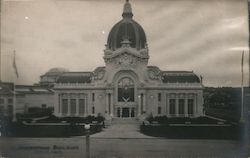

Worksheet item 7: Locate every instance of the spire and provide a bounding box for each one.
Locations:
[122,0,133,18]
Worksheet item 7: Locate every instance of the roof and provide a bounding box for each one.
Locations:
[41,67,69,77]
[15,85,54,94]
[107,1,147,51]
[0,82,13,95]
[56,72,92,83]
[161,71,201,83]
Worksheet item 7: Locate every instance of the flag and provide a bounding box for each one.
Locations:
[13,50,19,78]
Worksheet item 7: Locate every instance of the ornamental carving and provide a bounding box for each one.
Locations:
[148,70,163,80]
[93,69,105,80]
[114,53,137,69]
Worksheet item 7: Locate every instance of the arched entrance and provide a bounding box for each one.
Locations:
[113,71,138,118]
[117,77,135,117]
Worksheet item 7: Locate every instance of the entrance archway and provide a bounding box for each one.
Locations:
[112,71,139,118]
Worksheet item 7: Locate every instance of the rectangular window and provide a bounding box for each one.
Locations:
[158,106,161,114]
[79,99,85,114]
[92,93,95,102]
[7,105,13,115]
[0,105,4,115]
[41,104,47,108]
[62,99,68,115]
[158,93,161,102]
[0,99,4,104]
[178,99,185,115]
[70,99,76,115]
[188,99,194,115]
[169,99,176,115]
[8,98,13,104]
[92,106,95,114]
[118,88,134,102]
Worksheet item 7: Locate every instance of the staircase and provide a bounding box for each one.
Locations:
[111,117,139,125]
[92,117,153,138]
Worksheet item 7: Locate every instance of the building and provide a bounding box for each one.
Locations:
[0,82,14,117]
[49,0,204,118]
[0,82,54,118]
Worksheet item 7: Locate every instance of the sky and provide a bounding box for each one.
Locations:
[0,0,249,87]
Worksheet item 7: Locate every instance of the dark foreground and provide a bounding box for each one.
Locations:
[0,137,249,158]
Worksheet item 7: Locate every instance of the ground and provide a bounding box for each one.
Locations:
[0,118,249,158]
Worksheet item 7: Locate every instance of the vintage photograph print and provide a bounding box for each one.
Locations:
[0,0,249,157]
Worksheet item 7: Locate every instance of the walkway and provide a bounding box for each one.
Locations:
[91,118,154,139]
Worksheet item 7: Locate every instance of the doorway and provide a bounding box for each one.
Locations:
[122,108,129,117]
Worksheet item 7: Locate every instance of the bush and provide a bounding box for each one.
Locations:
[145,116,225,124]
[17,107,54,119]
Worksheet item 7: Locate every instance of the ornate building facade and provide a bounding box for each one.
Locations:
[50,1,204,118]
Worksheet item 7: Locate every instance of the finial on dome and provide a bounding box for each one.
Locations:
[122,0,133,18]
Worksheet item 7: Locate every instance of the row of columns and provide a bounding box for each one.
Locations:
[59,93,88,116]
[166,97,196,117]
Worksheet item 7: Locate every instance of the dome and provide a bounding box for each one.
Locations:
[107,0,147,51]
[45,67,69,76]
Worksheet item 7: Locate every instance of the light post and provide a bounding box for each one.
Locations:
[84,124,90,158]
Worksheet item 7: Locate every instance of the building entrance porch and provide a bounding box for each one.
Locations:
[116,107,136,118]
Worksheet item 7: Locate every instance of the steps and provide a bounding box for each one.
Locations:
[111,118,139,125]
[91,117,154,138]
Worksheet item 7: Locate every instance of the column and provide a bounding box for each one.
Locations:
[110,93,113,117]
[105,93,109,115]
[166,94,169,116]
[184,94,188,117]
[56,93,60,116]
[85,95,88,116]
[138,94,141,116]
[76,96,79,116]
[120,107,122,118]
[195,94,198,114]
[129,108,131,118]
[143,93,146,113]
[67,94,70,116]
[176,95,179,117]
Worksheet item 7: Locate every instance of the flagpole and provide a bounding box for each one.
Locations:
[13,80,16,122]
[12,50,18,122]
[240,51,244,123]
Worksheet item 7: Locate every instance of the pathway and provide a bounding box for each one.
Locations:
[91,118,154,138]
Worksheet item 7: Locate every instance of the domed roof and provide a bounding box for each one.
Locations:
[107,0,147,51]
[45,67,69,76]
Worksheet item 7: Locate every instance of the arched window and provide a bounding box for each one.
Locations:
[118,77,135,102]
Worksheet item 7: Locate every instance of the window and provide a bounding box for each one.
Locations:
[92,106,95,114]
[169,99,176,115]
[178,99,185,115]
[0,105,4,115]
[41,104,47,108]
[79,99,85,114]
[0,99,4,104]
[8,98,13,104]
[92,93,95,102]
[118,77,134,102]
[188,99,194,115]
[70,99,76,115]
[158,93,161,102]
[7,105,13,115]
[62,99,68,115]
[158,106,161,114]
